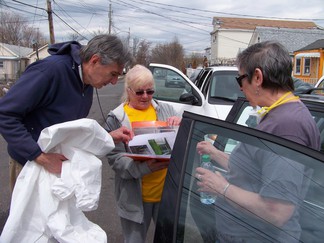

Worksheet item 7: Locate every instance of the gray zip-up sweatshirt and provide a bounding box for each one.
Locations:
[105,99,181,223]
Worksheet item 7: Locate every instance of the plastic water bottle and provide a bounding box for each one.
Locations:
[200,154,216,205]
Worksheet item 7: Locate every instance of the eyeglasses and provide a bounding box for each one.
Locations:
[129,88,155,96]
[235,73,248,87]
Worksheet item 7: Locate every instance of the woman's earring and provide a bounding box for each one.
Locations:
[255,87,259,96]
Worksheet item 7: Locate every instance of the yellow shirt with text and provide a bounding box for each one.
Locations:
[124,104,168,203]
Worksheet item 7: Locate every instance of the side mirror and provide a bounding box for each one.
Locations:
[179,93,199,105]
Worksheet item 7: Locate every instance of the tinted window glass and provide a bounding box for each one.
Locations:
[151,67,192,103]
[189,68,203,83]
[209,71,245,102]
[176,120,324,242]
[195,69,211,89]
[231,101,324,153]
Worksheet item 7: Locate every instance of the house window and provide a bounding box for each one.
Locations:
[0,61,3,68]
[295,58,301,75]
[303,58,310,75]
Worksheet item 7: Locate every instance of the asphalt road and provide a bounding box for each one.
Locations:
[0,78,154,242]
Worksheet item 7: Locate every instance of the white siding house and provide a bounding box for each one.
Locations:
[210,17,324,66]
[0,43,32,81]
[0,43,49,82]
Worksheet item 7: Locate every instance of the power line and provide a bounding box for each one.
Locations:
[112,0,210,34]
[51,11,88,40]
[0,1,44,16]
[3,0,324,53]
[130,0,211,21]
[137,0,324,22]
[12,0,46,12]
[53,1,93,37]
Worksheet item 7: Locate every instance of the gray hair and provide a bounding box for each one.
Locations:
[236,41,294,91]
[79,34,133,66]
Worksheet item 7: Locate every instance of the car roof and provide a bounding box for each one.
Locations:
[204,66,238,71]
[299,93,324,103]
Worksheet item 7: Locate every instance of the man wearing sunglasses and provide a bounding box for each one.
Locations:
[105,64,181,243]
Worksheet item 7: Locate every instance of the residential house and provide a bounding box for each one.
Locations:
[0,43,49,82]
[293,39,324,84]
[0,43,32,82]
[210,17,324,65]
[27,44,49,65]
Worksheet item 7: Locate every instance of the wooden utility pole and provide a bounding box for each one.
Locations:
[47,0,55,44]
[108,2,112,34]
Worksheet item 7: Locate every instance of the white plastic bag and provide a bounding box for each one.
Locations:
[0,118,115,243]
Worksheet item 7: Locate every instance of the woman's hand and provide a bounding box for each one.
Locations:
[145,159,170,172]
[197,141,216,156]
[196,167,295,227]
[197,141,229,169]
[195,168,228,196]
[166,116,181,126]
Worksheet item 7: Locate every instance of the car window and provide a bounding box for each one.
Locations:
[189,68,203,82]
[195,69,211,90]
[314,78,324,96]
[226,98,324,153]
[313,77,324,95]
[319,81,324,89]
[200,74,210,97]
[155,114,324,242]
[208,71,245,102]
[316,78,324,89]
[151,66,192,103]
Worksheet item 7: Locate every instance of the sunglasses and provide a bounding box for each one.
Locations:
[129,88,155,96]
[235,73,248,87]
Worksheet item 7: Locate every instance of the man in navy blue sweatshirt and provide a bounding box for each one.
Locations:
[0,34,134,191]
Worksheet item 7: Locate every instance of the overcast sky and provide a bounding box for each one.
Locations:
[2,0,324,54]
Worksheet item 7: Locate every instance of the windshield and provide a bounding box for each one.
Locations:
[209,71,245,101]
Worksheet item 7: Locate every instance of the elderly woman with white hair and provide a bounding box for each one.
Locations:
[105,64,181,243]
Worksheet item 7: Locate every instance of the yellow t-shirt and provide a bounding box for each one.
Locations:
[124,104,168,203]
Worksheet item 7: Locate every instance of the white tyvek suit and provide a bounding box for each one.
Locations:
[0,118,115,243]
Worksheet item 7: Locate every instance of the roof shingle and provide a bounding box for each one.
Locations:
[296,39,324,51]
[213,17,318,30]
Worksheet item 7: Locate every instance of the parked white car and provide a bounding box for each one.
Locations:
[149,63,244,120]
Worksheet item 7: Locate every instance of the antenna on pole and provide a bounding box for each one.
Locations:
[47,0,55,44]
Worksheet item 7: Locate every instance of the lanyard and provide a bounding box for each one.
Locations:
[257,91,299,117]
